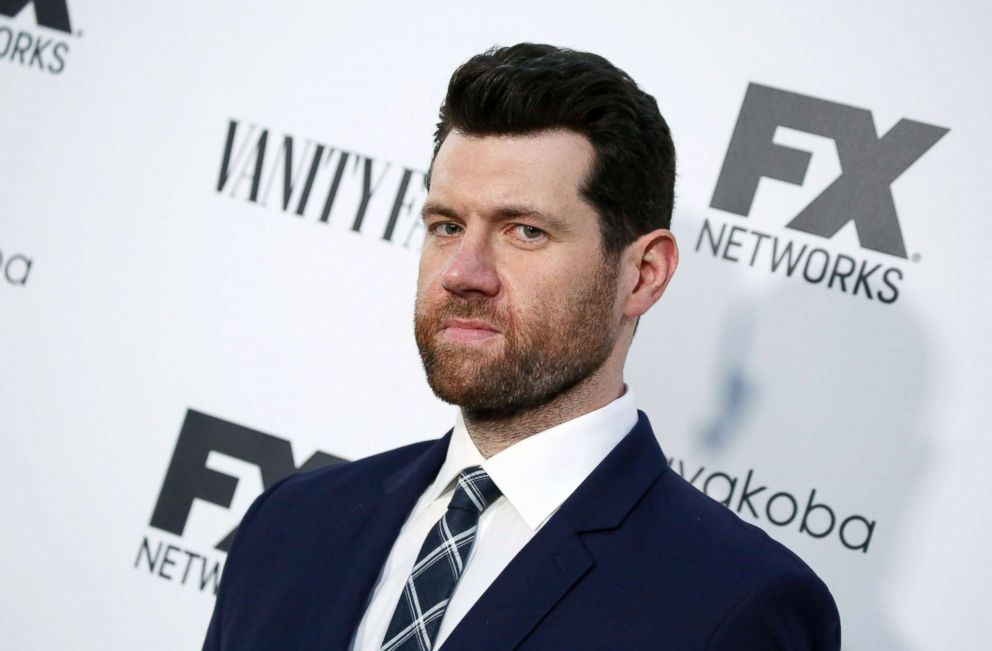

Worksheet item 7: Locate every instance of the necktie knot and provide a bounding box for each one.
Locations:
[448,466,501,514]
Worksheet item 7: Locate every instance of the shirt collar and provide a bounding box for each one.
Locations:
[428,387,638,531]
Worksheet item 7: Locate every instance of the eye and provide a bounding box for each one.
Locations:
[512,224,546,242]
[429,222,463,237]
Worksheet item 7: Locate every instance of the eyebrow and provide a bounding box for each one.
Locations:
[420,201,570,233]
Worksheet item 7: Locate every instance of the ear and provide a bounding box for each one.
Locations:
[622,228,678,318]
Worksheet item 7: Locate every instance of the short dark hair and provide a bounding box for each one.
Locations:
[427,43,676,257]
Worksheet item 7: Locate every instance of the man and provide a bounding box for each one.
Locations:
[203,43,841,650]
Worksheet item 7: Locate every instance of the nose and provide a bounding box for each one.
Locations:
[440,233,501,299]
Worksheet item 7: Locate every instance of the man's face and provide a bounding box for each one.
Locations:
[415,129,625,415]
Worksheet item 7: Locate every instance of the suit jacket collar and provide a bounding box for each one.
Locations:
[383,429,453,497]
[439,410,668,650]
[559,409,667,532]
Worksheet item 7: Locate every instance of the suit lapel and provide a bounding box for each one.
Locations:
[437,515,593,651]
[439,411,668,651]
[302,432,452,650]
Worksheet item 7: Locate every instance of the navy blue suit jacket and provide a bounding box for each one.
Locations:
[203,412,841,650]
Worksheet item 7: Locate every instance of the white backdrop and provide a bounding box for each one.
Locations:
[2,1,990,649]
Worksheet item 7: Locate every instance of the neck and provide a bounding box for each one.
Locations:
[461,367,625,458]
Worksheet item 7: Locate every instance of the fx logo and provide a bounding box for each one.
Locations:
[150,409,345,552]
[0,0,71,33]
[711,83,948,259]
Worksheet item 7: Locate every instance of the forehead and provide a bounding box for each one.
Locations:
[427,129,597,223]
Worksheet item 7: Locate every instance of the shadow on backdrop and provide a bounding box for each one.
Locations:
[695,278,931,651]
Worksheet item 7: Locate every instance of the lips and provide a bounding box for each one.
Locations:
[440,318,501,343]
[442,318,499,333]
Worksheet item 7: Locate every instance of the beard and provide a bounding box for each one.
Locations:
[414,257,621,418]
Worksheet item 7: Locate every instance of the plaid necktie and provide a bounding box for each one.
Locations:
[379,466,502,651]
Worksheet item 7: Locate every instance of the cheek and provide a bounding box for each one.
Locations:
[416,252,444,293]
[503,269,571,321]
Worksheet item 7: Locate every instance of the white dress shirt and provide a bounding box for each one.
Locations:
[349,387,638,650]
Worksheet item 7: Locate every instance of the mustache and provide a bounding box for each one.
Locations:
[421,296,514,330]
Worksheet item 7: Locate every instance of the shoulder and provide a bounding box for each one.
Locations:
[703,564,841,650]
[284,437,437,493]
[639,469,841,647]
[217,435,439,580]
[643,468,819,581]
[203,436,444,648]
[247,436,439,520]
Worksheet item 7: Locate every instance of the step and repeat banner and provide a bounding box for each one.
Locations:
[2,1,990,649]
